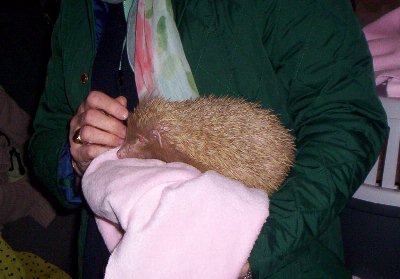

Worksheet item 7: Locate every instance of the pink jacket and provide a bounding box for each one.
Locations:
[82,148,269,279]
[363,7,400,97]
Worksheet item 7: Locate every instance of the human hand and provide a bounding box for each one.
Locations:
[69,91,129,176]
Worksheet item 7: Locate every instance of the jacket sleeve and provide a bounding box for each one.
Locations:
[28,3,78,209]
[249,0,388,276]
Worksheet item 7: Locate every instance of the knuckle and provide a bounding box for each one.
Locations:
[69,117,78,131]
[80,110,100,127]
[87,91,101,105]
[76,111,87,126]
[79,126,94,143]
[84,109,97,124]
[78,102,85,113]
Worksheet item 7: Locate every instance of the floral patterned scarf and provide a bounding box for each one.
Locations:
[104,0,199,101]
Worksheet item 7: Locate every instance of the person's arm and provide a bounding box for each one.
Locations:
[250,0,388,277]
[28,5,79,208]
[29,1,129,208]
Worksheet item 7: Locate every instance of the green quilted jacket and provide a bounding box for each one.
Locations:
[29,0,388,278]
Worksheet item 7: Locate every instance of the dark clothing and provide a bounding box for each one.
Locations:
[82,3,137,278]
[90,2,138,111]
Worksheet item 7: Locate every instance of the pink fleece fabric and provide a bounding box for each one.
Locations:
[82,148,269,279]
[363,7,400,97]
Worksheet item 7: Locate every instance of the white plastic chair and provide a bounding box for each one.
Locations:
[353,96,400,207]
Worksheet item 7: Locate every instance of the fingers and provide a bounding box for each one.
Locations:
[71,91,128,142]
[83,91,128,120]
[115,95,128,107]
[79,125,125,146]
[76,109,127,140]
[69,91,130,175]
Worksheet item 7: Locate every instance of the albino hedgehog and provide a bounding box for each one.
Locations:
[117,96,295,195]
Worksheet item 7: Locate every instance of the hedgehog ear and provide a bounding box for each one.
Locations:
[151,130,163,148]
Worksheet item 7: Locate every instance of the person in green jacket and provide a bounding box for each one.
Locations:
[29,0,388,278]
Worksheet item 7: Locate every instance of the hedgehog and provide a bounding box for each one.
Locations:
[117,96,296,195]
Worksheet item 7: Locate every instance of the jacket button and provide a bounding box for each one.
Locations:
[80,73,89,84]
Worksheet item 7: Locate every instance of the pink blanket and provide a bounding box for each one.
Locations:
[82,148,269,278]
[363,7,400,97]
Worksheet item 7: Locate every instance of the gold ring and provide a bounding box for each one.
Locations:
[72,128,83,144]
